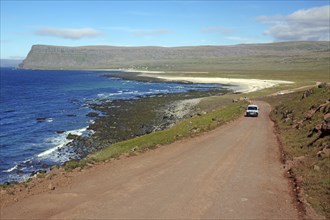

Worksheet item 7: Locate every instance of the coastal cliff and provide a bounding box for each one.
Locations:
[20,42,329,70]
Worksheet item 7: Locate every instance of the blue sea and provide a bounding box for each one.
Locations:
[0,68,227,183]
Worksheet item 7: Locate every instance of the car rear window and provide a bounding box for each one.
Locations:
[248,106,258,110]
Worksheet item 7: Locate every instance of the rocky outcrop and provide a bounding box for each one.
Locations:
[20,42,329,70]
[275,85,330,148]
[271,85,330,218]
[307,101,330,146]
[301,89,313,100]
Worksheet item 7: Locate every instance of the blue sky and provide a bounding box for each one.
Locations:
[1,0,329,59]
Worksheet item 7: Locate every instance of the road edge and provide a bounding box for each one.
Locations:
[269,103,326,220]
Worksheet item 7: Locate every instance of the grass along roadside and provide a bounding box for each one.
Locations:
[263,86,330,218]
[64,100,246,169]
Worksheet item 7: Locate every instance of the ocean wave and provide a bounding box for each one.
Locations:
[2,157,34,173]
[2,126,94,182]
[149,89,170,93]
[37,127,89,158]
[3,164,18,173]
[97,90,142,99]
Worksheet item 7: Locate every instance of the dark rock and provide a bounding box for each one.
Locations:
[308,120,330,146]
[41,164,49,169]
[36,117,47,122]
[317,82,328,88]
[301,89,313,100]
[320,121,330,136]
[30,170,46,177]
[66,114,77,117]
[56,130,65,134]
[308,125,320,137]
[86,112,99,117]
[67,133,79,140]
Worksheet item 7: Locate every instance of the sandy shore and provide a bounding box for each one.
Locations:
[91,69,294,93]
[139,73,294,93]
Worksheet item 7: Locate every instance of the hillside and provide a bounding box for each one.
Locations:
[20,42,329,72]
[265,85,330,217]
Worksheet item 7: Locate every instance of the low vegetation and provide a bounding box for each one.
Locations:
[264,85,330,217]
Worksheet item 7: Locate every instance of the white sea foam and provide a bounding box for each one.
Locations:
[3,159,32,173]
[3,164,18,173]
[97,93,107,98]
[37,127,89,158]
[46,118,53,122]
[23,158,32,163]
[97,90,144,99]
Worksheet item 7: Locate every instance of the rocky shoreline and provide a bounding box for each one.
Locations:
[64,89,229,161]
[1,74,230,184]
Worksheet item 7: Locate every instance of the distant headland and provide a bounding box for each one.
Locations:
[19,41,329,71]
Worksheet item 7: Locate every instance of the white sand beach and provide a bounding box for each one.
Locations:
[139,73,294,93]
[97,69,294,93]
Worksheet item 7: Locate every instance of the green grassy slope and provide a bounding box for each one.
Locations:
[264,86,330,217]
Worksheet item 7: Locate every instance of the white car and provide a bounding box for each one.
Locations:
[246,104,259,117]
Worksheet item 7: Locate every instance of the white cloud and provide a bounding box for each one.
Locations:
[258,5,330,41]
[35,27,103,40]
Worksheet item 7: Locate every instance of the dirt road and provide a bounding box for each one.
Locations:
[1,101,299,219]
